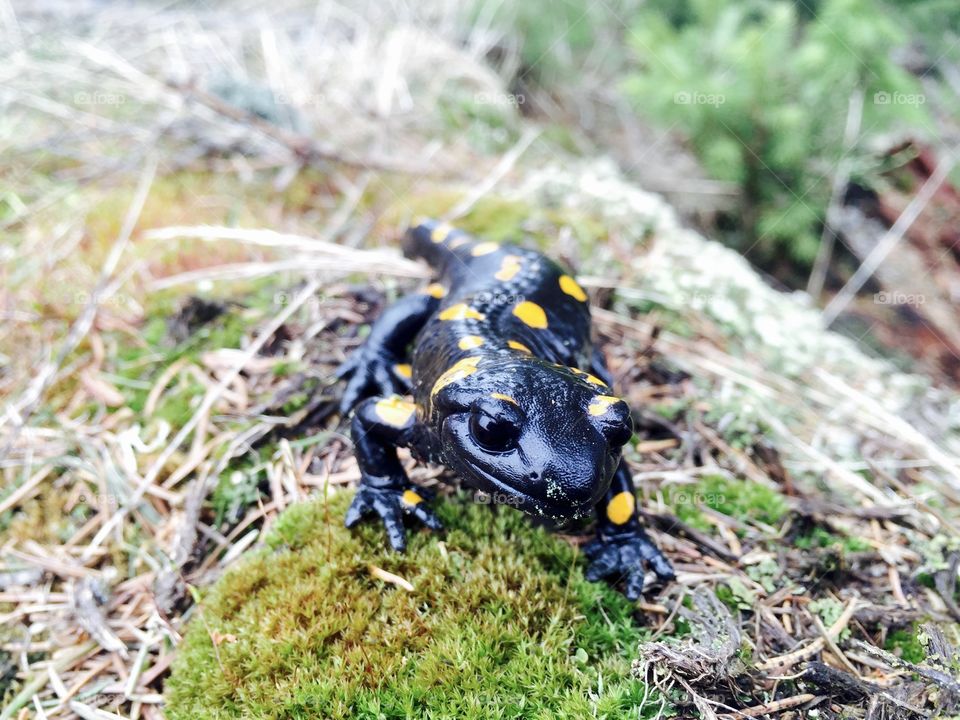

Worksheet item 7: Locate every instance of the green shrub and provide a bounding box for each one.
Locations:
[467,0,643,85]
[623,0,930,274]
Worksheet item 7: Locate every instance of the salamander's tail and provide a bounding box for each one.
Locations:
[402,218,472,273]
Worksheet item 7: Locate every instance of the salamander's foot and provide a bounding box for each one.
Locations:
[335,352,412,416]
[344,484,443,552]
[583,528,675,600]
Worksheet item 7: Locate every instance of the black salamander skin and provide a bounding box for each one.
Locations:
[336,220,674,599]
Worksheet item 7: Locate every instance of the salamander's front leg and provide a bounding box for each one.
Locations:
[337,285,445,415]
[344,395,443,551]
[584,461,675,600]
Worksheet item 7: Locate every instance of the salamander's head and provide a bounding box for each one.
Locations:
[431,356,632,519]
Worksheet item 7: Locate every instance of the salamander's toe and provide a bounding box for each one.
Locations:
[344,492,372,528]
[584,543,618,582]
[372,496,407,552]
[344,484,442,555]
[584,529,674,600]
[410,504,444,531]
[624,568,646,601]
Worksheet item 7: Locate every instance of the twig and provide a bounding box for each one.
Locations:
[822,148,958,324]
[756,598,859,672]
[807,88,864,299]
[718,693,819,719]
[368,565,414,592]
[444,126,541,220]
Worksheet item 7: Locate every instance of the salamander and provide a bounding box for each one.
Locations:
[335,219,674,599]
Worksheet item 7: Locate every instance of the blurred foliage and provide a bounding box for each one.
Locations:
[623,0,931,272]
[470,0,644,85]
[479,0,948,281]
[886,0,960,62]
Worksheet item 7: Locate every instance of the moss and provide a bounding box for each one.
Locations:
[884,625,927,664]
[381,192,534,246]
[165,492,668,719]
[794,527,871,553]
[4,489,82,545]
[664,474,787,532]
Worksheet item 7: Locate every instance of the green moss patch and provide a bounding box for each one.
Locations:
[165,493,662,719]
[663,473,787,532]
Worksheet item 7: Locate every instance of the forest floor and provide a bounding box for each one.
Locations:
[2,2,960,719]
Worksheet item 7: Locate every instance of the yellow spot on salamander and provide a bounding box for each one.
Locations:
[449,236,470,249]
[458,335,485,350]
[374,396,416,427]
[570,367,607,387]
[507,340,532,354]
[431,356,482,396]
[430,223,453,243]
[606,491,635,525]
[512,301,548,329]
[491,392,518,405]
[588,395,622,417]
[394,363,412,379]
[470,242,500,257]
[559,274,588,302]
[423,282,447,299]
[439,303,485,321]
[401,489,424,507]
[494,254,523,281]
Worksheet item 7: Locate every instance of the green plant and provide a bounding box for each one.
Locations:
[623,0,930,276]
[809,597,852,640]
[794,526,871,552]
[885,0,960,65]
[885,625,927,664]
[664,474,788,532]
[469,0,643,86]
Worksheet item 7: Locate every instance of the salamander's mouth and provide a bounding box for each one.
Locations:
[456,459,595,521]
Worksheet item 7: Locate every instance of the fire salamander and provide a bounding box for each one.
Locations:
[336,219,674,599]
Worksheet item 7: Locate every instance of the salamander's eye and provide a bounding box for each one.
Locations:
[469,412,518,453]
